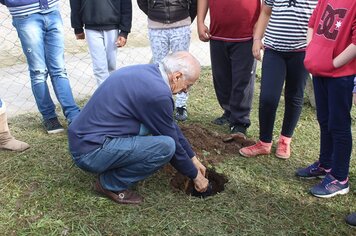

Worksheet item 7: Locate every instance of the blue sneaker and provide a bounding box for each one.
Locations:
[346,212,356,227]
[310,174,349,198]
[296,161,329,179]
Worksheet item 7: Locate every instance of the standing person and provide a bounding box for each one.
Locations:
[137,0,197,121]
[69,0,132,86]
[0,0,80,134]
[296,0,356,198]
[68,52,209,205]
[239,0,317,159]
[0,99,30,152]
[197,0,260,136]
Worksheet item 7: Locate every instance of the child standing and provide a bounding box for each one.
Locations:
[70,0,132,86]
[0,0,81,133]
[137,0,197,121]
[239,0,317,159]
[296,0,356,198]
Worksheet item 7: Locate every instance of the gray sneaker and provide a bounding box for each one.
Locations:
[175,107,188,121]
[44,117,64,134]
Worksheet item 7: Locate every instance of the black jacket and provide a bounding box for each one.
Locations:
[137,0,197,24]
[70,0,132,38]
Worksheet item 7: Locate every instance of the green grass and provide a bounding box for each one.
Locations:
[1,68,356,235]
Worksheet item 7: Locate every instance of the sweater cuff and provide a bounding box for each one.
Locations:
[119,31,128,39]
[74,28,84,35]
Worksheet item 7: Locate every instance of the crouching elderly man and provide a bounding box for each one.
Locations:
[68,51,209,204]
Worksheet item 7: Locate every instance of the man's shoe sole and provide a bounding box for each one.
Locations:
[47,128,65,134]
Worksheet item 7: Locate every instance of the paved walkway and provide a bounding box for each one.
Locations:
[1,42,210,117]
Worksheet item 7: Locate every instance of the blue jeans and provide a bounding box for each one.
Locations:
[72,135,176,191]
[12,9,80,122]
[313,75,354,181]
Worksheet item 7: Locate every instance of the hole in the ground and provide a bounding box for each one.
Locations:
[163,124,237,197]
[170,168,228,198]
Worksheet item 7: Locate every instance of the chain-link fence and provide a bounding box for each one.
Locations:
[0,0,210,117]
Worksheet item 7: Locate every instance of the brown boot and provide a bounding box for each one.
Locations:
[0,106,30,152]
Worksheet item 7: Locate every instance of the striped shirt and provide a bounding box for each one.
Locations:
[2,0,59,17]
[264,0,317,51]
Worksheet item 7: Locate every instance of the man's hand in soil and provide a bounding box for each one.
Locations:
[192,156,206,176]
[192,156,209,192]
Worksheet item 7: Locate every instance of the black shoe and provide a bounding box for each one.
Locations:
[175,107,188,121]
[212,115,230,126]
[346,212,356,226]
[43,117,64,134]
[230,125,247,136]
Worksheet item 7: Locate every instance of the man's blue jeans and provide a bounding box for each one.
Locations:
[72,135,176,191]
[12,9,80,122]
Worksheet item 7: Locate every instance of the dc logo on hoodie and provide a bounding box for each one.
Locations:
[317,4,347,40]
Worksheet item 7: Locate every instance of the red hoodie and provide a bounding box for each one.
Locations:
[304,0,356,77]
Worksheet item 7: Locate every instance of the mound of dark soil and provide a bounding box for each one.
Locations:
[167,123,250,196]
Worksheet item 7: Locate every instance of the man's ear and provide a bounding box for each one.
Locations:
[172,71,183,83]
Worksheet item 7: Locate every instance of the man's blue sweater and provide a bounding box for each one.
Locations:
[68,64,198,179]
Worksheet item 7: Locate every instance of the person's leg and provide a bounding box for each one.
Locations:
[228,40,255,134]
[12,13,57,121]
[259,49,286,143]
[148,28,170,64]
[281,52,308,137]
[276,52,308,159]
[312,76,333,169]
[85,29,111,85]
[44,10,80,123]
[239,49,285,158]
[0,99,30,151]
[306,76,352,198]
[295,76,332,177]
[103,29,119,75]
[210,40,232,120]
[327,75,353,181]
[73,135,175,191]
[170,26,191,112]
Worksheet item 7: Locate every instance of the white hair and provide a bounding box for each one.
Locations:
[161,51,201,81]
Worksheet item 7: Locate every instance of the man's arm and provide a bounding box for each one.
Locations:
[197,0,210,42]
[141,96,198,179]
